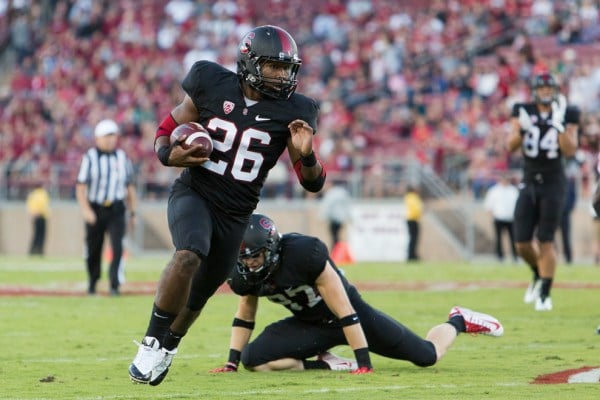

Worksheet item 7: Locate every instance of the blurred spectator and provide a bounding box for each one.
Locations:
[404,184,423,262]
[496,54,517,99]
[26,180,50,256]
[2,0,600,205]
[156,15,180,50]
[559,156,583,264]
[164,0,196,25]
[527,0,553,35]
[261,159,290,199]
[10,9,36,64]
[467,149,496,200]
[483,173,518,263]
[319,180,352,250]
[473,62,499,100]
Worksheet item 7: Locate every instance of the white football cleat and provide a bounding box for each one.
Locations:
[449,306,504,337]
[535,297,553,311]
[524,279,542,304]
[129,336,162,384]
[149,347,177,386]
[318,351,357,371]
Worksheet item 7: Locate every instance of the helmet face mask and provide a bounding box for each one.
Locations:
[237,214,281,284]
[532,73,558,105]
[237,25,302,100]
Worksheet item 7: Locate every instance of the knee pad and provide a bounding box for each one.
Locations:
[412,340,437,367]
[240,345,258,368]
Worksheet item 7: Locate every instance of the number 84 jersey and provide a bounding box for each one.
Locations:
[511,102,580,183]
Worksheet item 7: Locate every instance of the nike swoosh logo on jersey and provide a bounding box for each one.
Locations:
[255,115,270,121]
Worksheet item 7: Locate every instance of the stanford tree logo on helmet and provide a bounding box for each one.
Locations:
[237,214,282,284]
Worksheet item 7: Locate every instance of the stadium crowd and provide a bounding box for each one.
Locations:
[1,0,600,200]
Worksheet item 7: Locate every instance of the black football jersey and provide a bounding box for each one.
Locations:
[511,102,580,182]
[180,61,319,216]
[228,233,360,324]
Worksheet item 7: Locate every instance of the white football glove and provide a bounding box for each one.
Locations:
[551,94,567,133]
[518,107,533,132]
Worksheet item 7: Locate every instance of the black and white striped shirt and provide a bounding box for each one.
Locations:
[76,148,135,205]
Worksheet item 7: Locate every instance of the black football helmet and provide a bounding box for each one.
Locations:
[531,73,559,105]
[237,25,302,100]
[237,214,282,284]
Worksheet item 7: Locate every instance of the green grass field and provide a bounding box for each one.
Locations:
[1,255,598,399]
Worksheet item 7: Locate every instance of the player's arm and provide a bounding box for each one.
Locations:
[508,103,536,153]
[123,157,138,221]
[553,99,579,157]
[211,295,258,372]
[154,95,205,167]
[75,155,96,224]
[558,121,578,157]
[287,119,326,192]
[125,182,138,224]
[316,262,373,372]
[507,115,524,153]
[75,182,96,225]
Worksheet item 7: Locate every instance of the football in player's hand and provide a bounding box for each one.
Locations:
[170,122,213,158]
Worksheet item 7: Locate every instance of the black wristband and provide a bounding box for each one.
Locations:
[227,349,241,366]
[232,317,255,330]
[224,361,238,371]
[339,313,360,327]
[300,151,317,167]
[157,144,174,166]
[353,347,372,369]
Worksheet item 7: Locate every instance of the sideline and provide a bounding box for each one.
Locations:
[1,280,600,297]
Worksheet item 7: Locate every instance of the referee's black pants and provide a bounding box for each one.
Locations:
[86,202,126,293]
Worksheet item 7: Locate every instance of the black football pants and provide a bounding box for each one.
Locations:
[241,297,437,368]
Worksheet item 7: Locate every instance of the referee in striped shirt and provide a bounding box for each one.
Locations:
[76,119,138,296]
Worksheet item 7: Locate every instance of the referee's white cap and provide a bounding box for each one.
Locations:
[94,119,120,137]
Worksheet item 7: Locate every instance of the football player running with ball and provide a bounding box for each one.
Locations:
[507,73,580,311]
[211,214,503,374]
[128,26,327,385]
